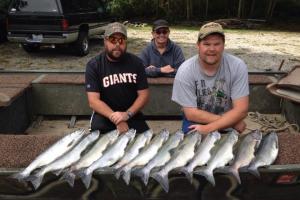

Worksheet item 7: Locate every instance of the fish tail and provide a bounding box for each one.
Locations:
[115,167,123,180]
[134,167,150,186]
[151,170,169,193]
[248,165,260,178]
[77,169,93,189]
[220,166,241,184]
[179,166,193,184]
[194,167,215,186]
[10,172,28,182]
[25,174,44,190]
[61,170,76,187]
[122,168,132,185]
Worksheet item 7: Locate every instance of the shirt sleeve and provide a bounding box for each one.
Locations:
[173,45,185,70]
[136,57,149,90]
[171,70,198,108]
[231,60,249,100]
[85,58,101,93]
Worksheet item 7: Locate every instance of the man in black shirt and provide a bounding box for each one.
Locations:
[85,22,150,134]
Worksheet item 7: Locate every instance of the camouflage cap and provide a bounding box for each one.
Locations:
[104,22,127,38]
[198,22,224,40]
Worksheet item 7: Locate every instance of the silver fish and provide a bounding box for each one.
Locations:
[27,130,99,190]
[135,130,184,186]
[79,129,136,188]
[194,130,238,186]
[223,130,262,184]
[12,129,85,182]
[114,129,153,178]
[118,129,169,185]
[248,131,278,178]
[61,129,119,187]
[180,131,221,183]
[151,131,201,192]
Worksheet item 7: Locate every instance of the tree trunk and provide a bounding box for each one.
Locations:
[237,0,244,19]
[186,0,191,20]
[249,0,256,18]
[205,0,208,19]
[266,0,277,21]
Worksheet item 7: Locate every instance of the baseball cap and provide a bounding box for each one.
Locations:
[198,22,224,40]
[152,19,169,31]
[104,22,127,38]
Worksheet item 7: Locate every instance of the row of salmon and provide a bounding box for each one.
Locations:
[12,128,278,192]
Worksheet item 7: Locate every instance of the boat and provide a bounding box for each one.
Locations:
[0,68,300,199]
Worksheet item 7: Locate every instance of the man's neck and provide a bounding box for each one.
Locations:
[155,40,167,54]
[199,60,221,77]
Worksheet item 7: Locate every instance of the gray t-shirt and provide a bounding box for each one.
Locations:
[172,53,249,115]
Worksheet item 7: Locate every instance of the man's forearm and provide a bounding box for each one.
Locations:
[183,107,221,124]
[206,109,248,132]
[89,98,114,119]
[127,89,149,116]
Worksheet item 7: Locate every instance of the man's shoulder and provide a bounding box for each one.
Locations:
[176,55,198,78]
[223,53,245,65]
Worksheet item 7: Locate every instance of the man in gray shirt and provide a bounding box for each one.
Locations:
[172,22,249,134]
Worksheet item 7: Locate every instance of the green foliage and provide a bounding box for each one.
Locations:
[0,0,11,12]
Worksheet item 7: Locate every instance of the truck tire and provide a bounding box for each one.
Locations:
[74,31,89,56]
[22,43,40,53]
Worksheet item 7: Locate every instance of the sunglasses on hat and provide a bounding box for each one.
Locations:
[106,36,126,45]
[155,29,169,35]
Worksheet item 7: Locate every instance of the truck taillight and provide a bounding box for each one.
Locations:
[61,19,69,31]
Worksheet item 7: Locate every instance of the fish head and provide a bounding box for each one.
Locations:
[107,129,119,142]
[268,131,279,150]
[126,129,136,142]
[228,129,239,144]
[88,130,100,140]
[159,129,170,142]
[66,129,86,147]
[210,131,221,140]
[174,130,184,141]
[144,129,154,143]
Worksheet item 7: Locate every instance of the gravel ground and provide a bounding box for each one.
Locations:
[0,26,299,71]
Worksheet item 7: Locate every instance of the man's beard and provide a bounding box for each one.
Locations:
[106,47,126,61]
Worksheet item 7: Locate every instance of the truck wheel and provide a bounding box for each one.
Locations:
[22,44,40,53]
[74,31,89,56]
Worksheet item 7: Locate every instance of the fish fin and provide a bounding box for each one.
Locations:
[26,174,44,190]
[10,172,27,182]
[52,169,64,176]
[194,167,215,186]
[219,166,241,184]
[134,168,150,186]
[178,166,193,184]
[151,171,169,193]
[77,169,92,189]
[96,167,115,174]
[61,171,76,187]
[248,166,260,178]
[115,167,123,180]
[122,168,132,185]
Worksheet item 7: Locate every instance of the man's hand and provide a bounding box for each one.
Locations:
[109,112,129,125]
[117,121,129,134]
[188,124,212,135]
[160,65,175,73]
[146,65,156,69]
[233,120,246,133]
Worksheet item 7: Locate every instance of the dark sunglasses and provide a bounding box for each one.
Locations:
[107,36,126,44]
[155,29,169,35]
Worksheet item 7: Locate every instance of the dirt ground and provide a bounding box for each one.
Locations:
[0,26,299,71]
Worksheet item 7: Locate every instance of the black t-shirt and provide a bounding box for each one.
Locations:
[85,52,148,111]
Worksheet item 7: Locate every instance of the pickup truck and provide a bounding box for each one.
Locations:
[7,0,110,56]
